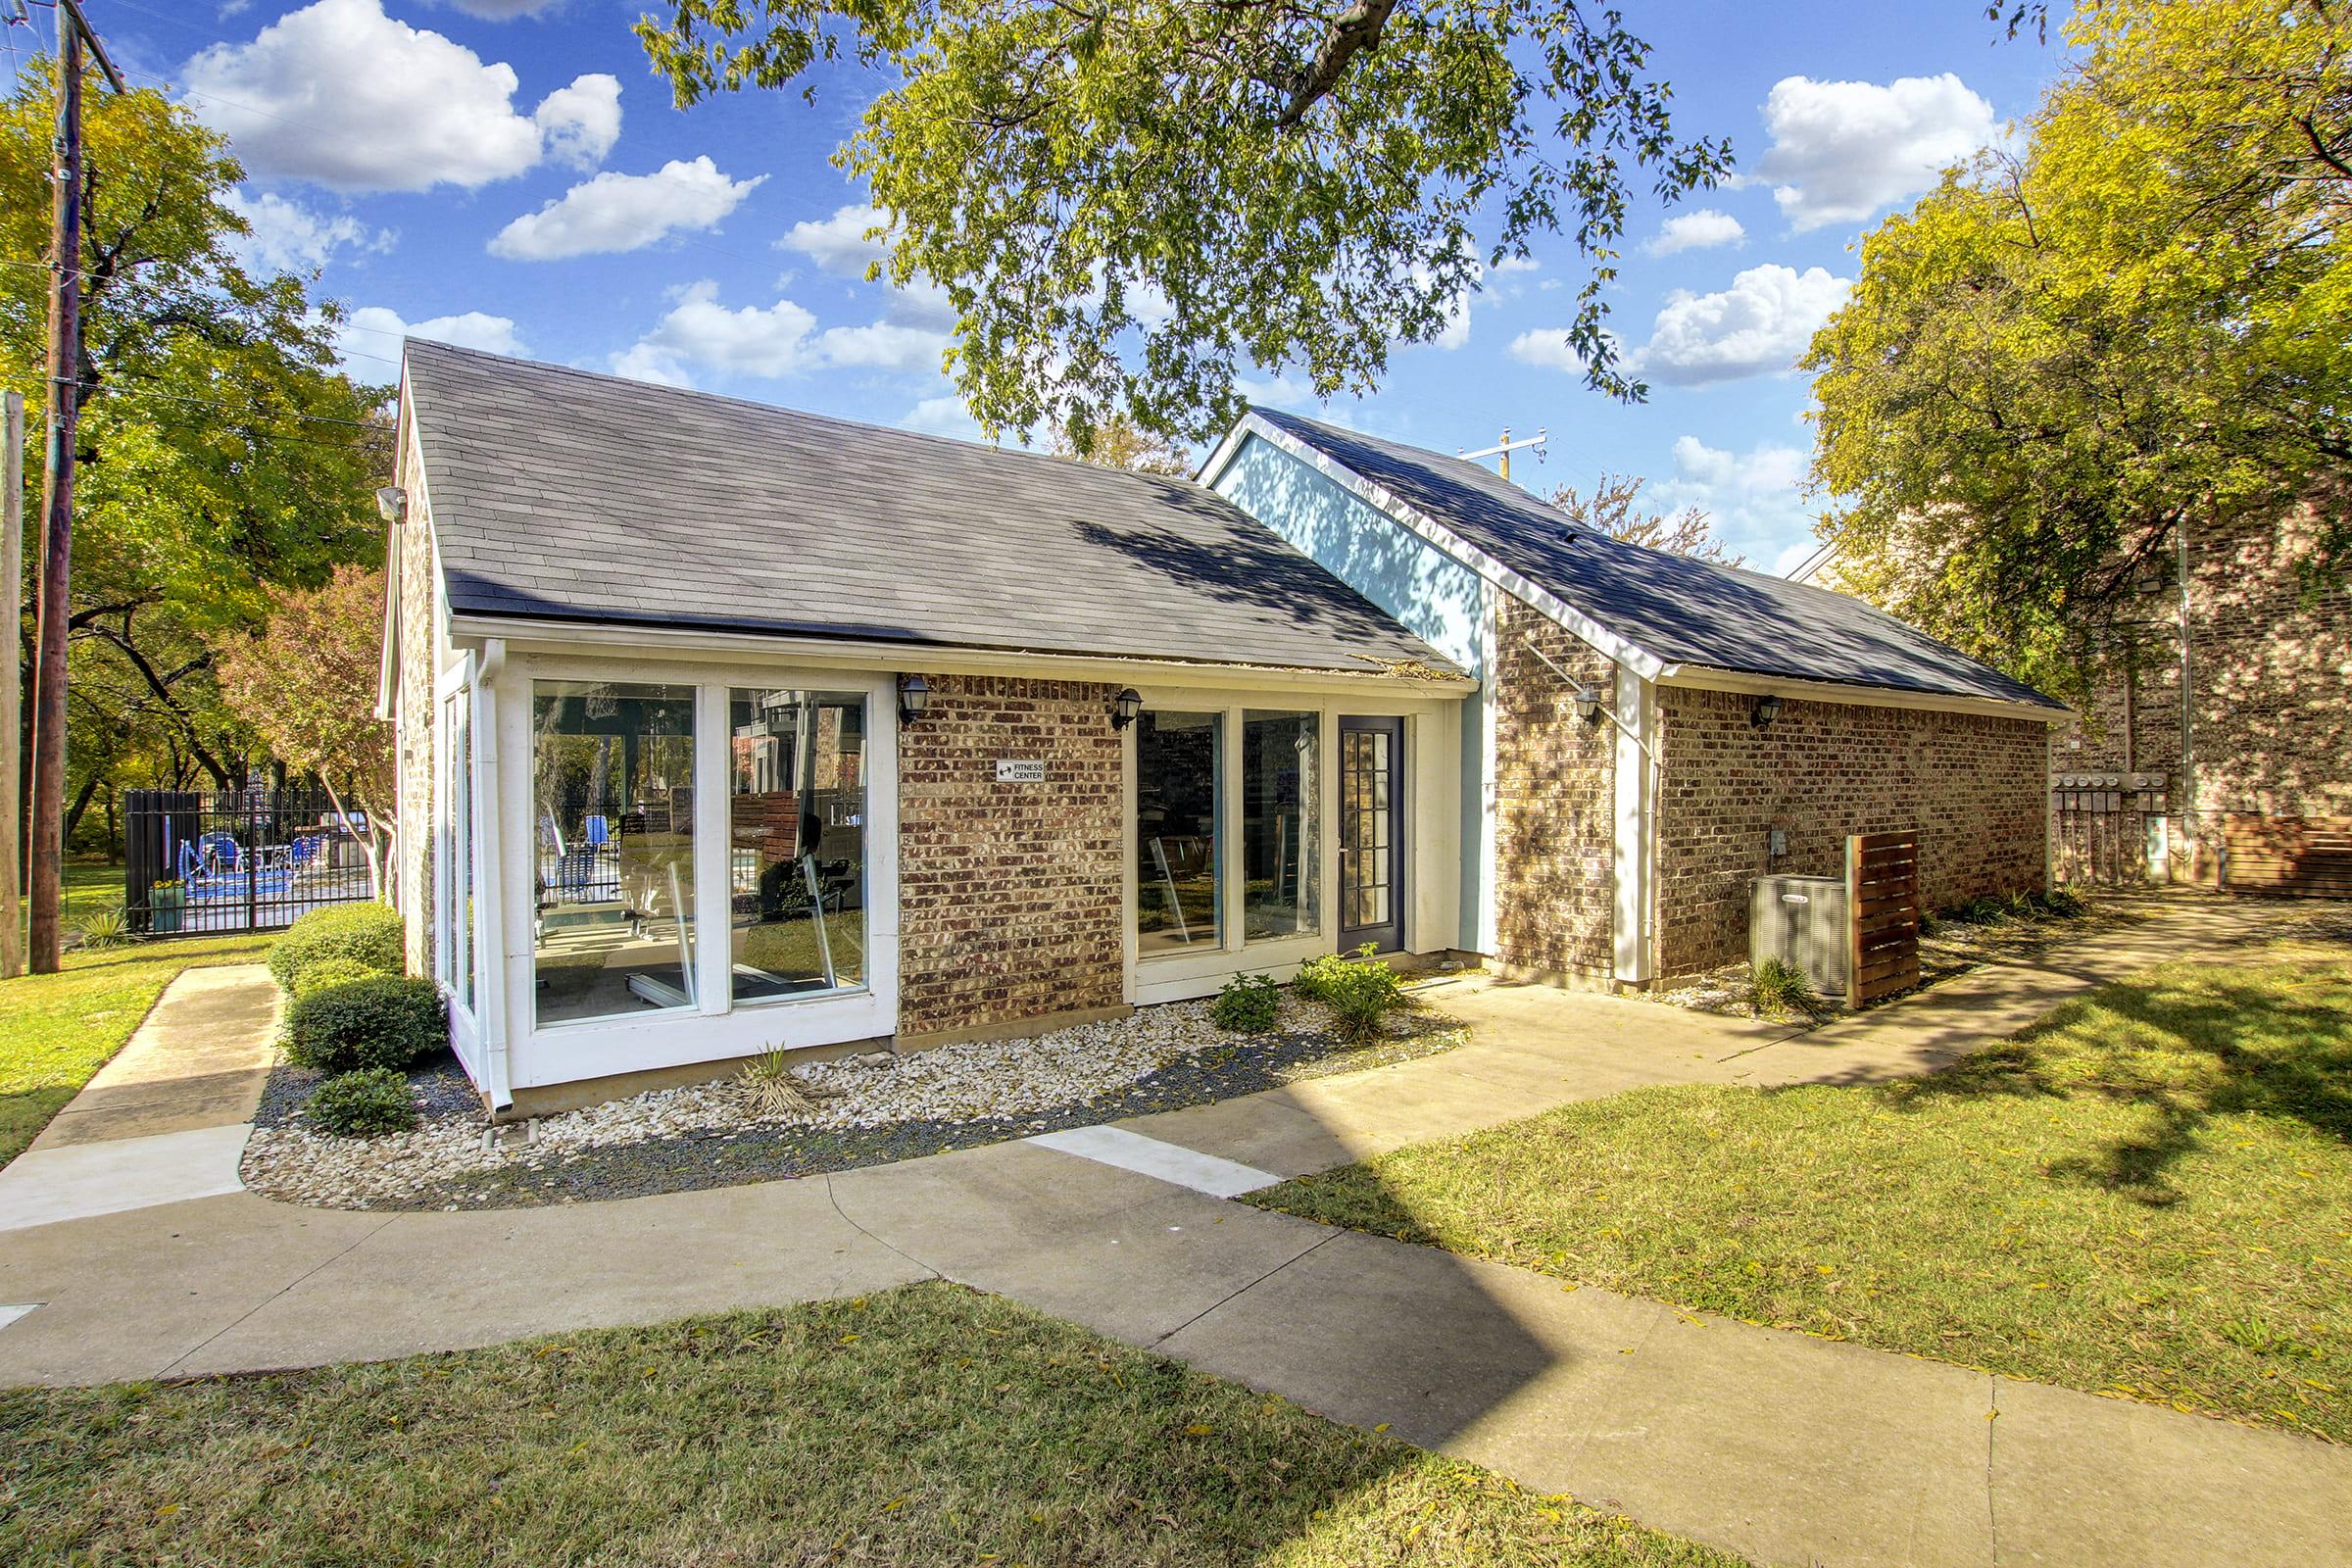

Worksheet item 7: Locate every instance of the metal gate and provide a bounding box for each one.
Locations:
[2051,772,2169,887]
[122,788,377,937]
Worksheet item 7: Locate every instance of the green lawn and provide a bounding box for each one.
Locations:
[1248,949,2352,1444]
[0,870,274,1164]
[0,1282,1737,1568]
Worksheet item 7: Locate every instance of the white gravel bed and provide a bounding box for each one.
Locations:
[242,994,1396,1209]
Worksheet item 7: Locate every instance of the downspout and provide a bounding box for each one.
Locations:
[473,637,514,1111]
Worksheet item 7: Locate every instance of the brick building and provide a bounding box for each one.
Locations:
[385,344,2060,1113]
[2052,502,2350,896]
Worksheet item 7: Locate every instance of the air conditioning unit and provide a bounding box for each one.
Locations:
[1751,874,1848,997]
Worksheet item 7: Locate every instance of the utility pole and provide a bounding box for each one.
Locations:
[27,0,122,973]
[3,389,23,978]
[1459,425,1547,484]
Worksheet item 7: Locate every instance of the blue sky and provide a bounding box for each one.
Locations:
[81,0,2068,572]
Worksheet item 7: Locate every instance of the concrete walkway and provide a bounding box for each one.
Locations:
[2,894,2346,1568]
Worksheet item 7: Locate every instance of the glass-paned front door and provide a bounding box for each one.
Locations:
[1338,716,1403,954]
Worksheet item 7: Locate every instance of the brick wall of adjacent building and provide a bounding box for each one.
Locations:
[2055,502,2350,884]
[393,441,438,979]
[1490,597,1619,982]
[896,674,1127,1038]
[1656,688,2049,977]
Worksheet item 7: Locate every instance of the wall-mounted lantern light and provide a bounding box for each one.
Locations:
[1109,688,1142,731]
[1750,694,1783,731]
[897,673,930,725]
[374,485,407,525]
[1572,685,1603,725]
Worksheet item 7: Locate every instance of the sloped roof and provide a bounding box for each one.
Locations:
[398,342,1463,678]
[1247,409,2063,710]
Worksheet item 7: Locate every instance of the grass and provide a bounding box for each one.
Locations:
[1247,949,2352,1444]
[0,872,274,1164]
[0,1282,1738,1568]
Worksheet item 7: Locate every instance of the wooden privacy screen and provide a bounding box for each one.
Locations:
[1846,830,1922,1008]
[2223,814,2352,899]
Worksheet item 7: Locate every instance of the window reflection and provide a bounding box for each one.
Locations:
[1244,710,1318,939]
[531,680,698,1025]
[729,689,867,1002]
[1137,710,1221,955]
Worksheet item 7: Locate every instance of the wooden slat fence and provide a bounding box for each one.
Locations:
[2222,813,2352,899]
[1845,830,1921,1008]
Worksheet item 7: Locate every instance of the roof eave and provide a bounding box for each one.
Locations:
[1653,662,2070,723]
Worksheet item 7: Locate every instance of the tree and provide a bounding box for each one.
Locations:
[212,566,395,897]
[0,62,387,843]
[1803,0,2349,699]
[1049,416,1192,475]
[1548,471,1740,563]
[637,2,1732,449]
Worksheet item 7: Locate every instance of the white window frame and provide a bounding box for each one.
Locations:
[495,652,899,1092]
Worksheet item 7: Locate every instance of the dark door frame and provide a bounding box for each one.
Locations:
[1337,714,1405,954]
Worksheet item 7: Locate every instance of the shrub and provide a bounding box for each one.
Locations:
[1296,945,1407,1044]
[1210,972,1281,1034]
[269,903,403,992]
[2038,887,2088,919]
[285,974,445,1074]
[1750,956,1812,1015]
[74,903,131,952]
[289,956,387,1000]
[739,1047,816,1118]
[306,1067,418,1138]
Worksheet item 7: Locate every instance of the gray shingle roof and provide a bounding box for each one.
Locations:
[1251,409,2063,710]
[400,342,1463,678]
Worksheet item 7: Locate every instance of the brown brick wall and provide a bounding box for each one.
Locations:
[896,674,1126,1036]
[2057,502,2350,884]
[394,442,437,979]
[1490,597,1617,980]
[1657,688,2048,977]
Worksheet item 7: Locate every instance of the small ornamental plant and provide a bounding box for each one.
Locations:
[269,903,404,992]
[1210,972,1281,1034]
[284,974,445,1075]
[1295,945,1407,1044]
[306,1067,418,1138]
[1749,956,1812,1015]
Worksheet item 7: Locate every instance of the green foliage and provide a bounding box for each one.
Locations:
[289,956,388,1001]
[1296,945,1407,1044]
[2040,887,2088,919]
[269,904,404,992]
[740,1046,817,1117]
[1749,956,1811,1014]
[634,2,1732,444]
[284,975,444,1075]
[305,1067,419,1138]
[1209,972,1281,1034]
[72,905,131,952]
[1805,0,2350,699]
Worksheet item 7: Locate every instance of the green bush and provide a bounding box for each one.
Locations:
[289,956,387,1000]
[285,974,445,1074]
[1210,972,1281,1033]
[74,903,131,952]
[269,903,403,992]
[2038,887,2089,918]
[306,1067,418,1138]
[1295,945,1407,1044]
[1750,956,1812,1014]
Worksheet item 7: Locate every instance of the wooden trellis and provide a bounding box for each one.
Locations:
[1845,830,1921,1008]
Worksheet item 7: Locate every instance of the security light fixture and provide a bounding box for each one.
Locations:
[896,673,930,725]
[1750,694,1783,731]
[374,485,407,525]
[1109,688,1142,730]
[1573,685,1602,725]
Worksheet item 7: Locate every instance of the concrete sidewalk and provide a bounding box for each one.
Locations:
[1,893,2344,1568]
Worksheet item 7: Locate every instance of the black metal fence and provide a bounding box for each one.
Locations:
[123,788,377,937]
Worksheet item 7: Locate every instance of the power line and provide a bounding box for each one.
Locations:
[0,256,408,368]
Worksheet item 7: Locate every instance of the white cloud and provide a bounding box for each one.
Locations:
[900,394,986,442]
[1755,74,1995,232]
[489,158,762,262]
[609,341,695,388]
[1491,254,1540,274]
[814,321,951,373]
[1652,434,1820,560]
[222,189,391,273]
[1506,328,1582,372]
[1629,264,1849,385]
[612,281,817,385]
[783,204,890,277]
[181,0,618,193]
[333,304,523,378]
[449,0,563,17]
[1644,209,1745,257]
[532,74,621,171]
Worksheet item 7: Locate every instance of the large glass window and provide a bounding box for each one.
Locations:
[1243,710,1319,940]
[1136,710,1221,955]
[531,680,698,1026]
[728,688,867,1002]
